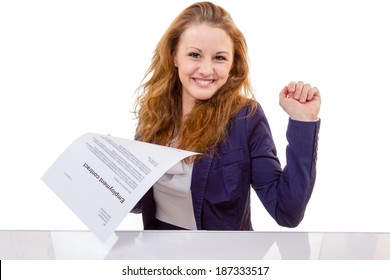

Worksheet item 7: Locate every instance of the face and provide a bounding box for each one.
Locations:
[173,23,233,115]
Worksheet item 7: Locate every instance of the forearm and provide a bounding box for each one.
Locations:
[276,118,321,227]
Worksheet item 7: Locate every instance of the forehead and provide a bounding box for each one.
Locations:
[178,23,233,53]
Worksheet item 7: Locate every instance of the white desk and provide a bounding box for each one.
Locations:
[1,230,389,260]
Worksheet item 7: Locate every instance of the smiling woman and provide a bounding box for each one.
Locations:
[132,1,321,231]
[1,0,388,237]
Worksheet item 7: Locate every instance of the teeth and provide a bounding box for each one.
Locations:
[195,79,212,85]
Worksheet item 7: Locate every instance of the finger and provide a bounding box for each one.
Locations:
[294,81,304,99]
[279,86,289,99]
[307,86,319,101]
[287,81,296,94]
[300,83,311,103]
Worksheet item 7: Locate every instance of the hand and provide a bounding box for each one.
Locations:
[279,81,321,121]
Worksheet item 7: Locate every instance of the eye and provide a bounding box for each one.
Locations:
[188,52,201,59]
[214,55,227,61]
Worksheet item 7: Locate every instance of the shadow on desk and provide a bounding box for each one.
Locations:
[1,230,389,260]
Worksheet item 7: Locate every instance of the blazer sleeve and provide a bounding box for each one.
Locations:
[248,104,320,227]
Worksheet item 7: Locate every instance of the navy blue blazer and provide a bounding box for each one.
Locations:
[135,103,320,230]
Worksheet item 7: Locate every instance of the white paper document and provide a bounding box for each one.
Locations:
[41,133,199,242]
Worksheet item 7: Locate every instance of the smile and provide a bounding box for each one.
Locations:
[194,78,214,85]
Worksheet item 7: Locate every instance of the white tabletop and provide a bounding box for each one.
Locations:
[1,230,389,260]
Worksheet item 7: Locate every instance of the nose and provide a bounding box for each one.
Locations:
[198,59,213,76]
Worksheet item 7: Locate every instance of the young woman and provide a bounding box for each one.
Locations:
[132,1,321,230]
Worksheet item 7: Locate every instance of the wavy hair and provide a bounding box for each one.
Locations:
[134,1,257,157]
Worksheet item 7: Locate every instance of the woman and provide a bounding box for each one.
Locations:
[133,1,321,230]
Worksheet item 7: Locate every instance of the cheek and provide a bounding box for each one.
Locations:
[177,69,190,85]
[178,64,195,80]
[217,65,231,82]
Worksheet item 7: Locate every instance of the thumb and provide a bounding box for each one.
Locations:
[279,86,289,99]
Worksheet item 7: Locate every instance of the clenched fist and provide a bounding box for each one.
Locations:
[279,81,321,121]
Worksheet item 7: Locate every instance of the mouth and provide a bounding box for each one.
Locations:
[193,78,214,86]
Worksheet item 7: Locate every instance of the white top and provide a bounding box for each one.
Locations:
[153,161,197,230]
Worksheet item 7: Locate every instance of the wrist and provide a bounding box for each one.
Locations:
[289,114,319,122]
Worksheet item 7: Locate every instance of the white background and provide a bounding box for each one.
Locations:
[1,0,389,233]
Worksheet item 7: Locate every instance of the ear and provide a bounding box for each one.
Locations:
[172,52,178,67]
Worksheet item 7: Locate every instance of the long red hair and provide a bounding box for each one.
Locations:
[134,1,257,157]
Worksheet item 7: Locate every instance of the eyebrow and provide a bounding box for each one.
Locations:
[186,47,231,55]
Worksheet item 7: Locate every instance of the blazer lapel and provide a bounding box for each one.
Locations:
[191,151,214,230]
